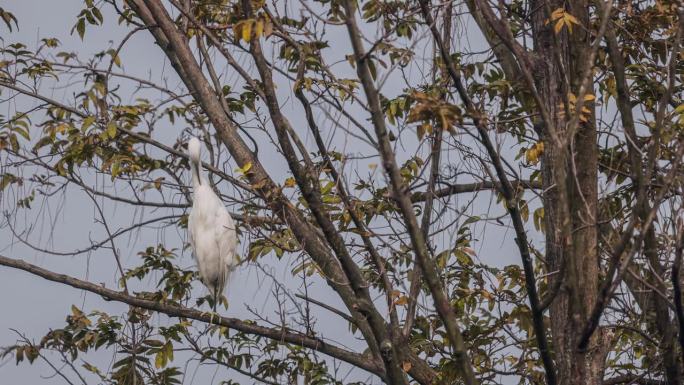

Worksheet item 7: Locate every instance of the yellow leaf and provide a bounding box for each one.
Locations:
[236,162,253,174]
[284,177,296,188]
[564,12,579,27]
[417,123,431,141]
[481,290,494,300]
[154,177,164,190]
[241,20,252,42]
[550,8,580,34]
[71,305,82,317]
[551,8,564,20]
[563,18,573,33]
[554,19,565,34]
[525,141,544,165]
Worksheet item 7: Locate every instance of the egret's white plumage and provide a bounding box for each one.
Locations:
[187,137,237,309]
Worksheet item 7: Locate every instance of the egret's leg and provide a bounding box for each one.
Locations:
[211,277,220,312]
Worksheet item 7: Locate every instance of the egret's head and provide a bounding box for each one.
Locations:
[188,137,202,164]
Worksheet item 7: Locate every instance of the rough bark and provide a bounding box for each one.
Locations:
[530,1,606,383]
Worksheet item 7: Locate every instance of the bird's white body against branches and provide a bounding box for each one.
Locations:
[187,137,237,309]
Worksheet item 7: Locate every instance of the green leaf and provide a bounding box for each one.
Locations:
[165,341,174,363]
[111,161,120,179]
[82,116,96,131]
[519,201,529,222]
[455,249,473,266]
[9,133,19,151]
[0,173,16,190]
[106,121,117,138]
[462,216,481,226]
[0,7,18,31]
[144,339,163,347]
[155,348,166,369]
[76,18,85,40]
[368,59,377,80]
[84,10,97,25]
[91,7,103,24]
[13,126,30,140]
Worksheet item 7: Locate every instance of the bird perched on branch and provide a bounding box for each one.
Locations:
[187,137,237,310]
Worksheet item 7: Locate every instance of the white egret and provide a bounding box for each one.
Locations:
[187,137,237,310]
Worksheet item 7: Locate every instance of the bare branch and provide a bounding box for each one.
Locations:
[0,254,385,379]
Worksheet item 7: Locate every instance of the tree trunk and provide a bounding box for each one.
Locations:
[532,1,608,383]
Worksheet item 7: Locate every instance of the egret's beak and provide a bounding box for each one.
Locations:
[194,162,202,185]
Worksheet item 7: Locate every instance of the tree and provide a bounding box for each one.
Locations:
[1,0,683,384]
